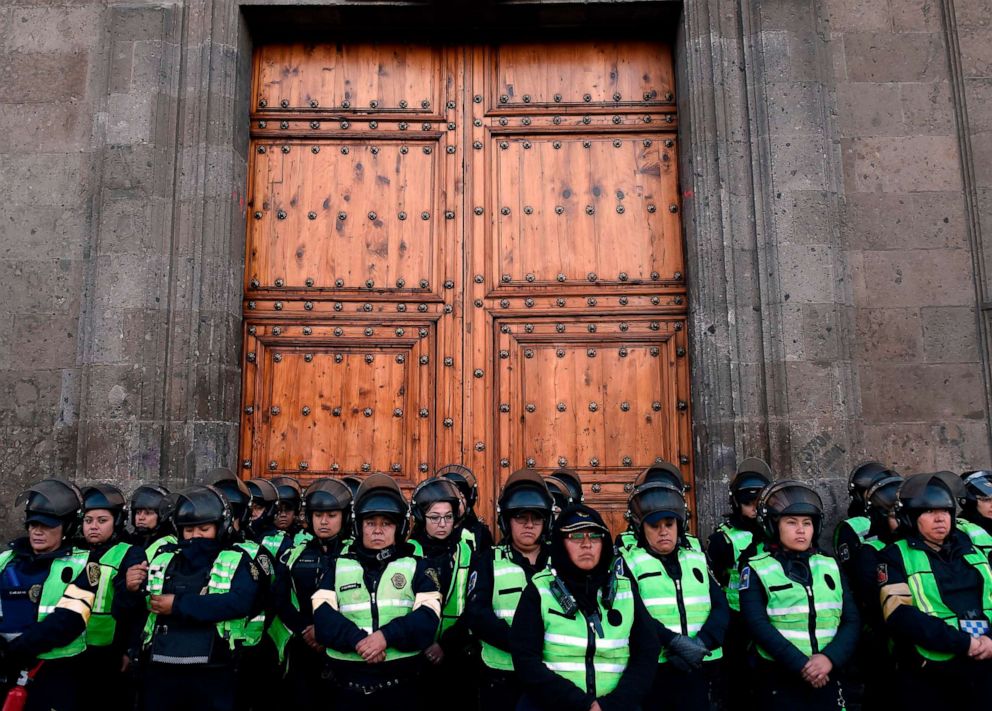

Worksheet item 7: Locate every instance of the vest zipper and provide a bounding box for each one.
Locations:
[806,584,818,654]
[585,616,597,697]
[370,569,381,630]
[675,578,689,635]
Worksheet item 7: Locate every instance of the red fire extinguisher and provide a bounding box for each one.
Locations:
[2,663,42,711]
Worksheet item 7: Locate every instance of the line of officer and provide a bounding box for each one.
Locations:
[312,473,443,710]
[137,484,262,711]
[77,484,145,711]
[705,458,770,709]
[272,478,352,706]
[739,480,860,709]
[466,469,552,710]
[877,471,992,704]
[622,480,728,710]
[510,504,659,711]
[0,480,97,711]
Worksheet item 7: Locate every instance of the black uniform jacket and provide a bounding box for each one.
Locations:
[273,535,346,635]
[739,546,860,674]
[0,538,98,667]
[465,543,549,655]
[509,572,660,711]
[878,529,990,662]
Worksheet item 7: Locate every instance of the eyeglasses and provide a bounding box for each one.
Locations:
[565,532,605,541]
[425,513,454,524]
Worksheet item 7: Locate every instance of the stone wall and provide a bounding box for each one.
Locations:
[0,0,989,540]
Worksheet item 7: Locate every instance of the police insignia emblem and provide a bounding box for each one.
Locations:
[28,584,42,604]
[391,573,407,589]
[876,563,888,585]
[249,562,260,581]
[258,555,272,576]
[425,567,441,590]
[738,566,750,591]
[86,562,101,587]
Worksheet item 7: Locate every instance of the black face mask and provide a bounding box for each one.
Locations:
[179,536,223,566]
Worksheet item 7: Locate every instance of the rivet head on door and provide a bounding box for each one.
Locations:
[244,406,254,415]
[559,457,568,467]
[365,354,374,364]
[419,463,430,472]
[243,459,252,469]
[395,354,405,364]
[473,369,484,378]
[363,408,373,417]
[650,322,660,331]
[556,403,566,412]
[588,324,597,333]
[590,458,600,467]
[270,406,280,415]
[588,402,599,412]
[556,348,566,358]
[591,482,601,493]
[587,348,596,358]
[305,277,314,287]
[391,463,402,472]
[526,458,536,467]
[500,459,510,468]
[304,353,313,362]
[525,403,536,413]
[680,455,689,465]
[269,461,278,470]
[248,301,256,310]
[499,299,509,309]
[443,418,453,428]
[676,347,686,357]
[499,404,510,413]
[650,347,660,357]
[524,324,534,333]
[524,349,534,359]
[273,353,283,363]
[334,327,344,337]
[677,401,688,411]
[362,463,372,472]
[419,355,429,365]
[620,402,630,411]
[651,296,661,306]
[654,402,664,411]
[332,407,341,417]
[444,357,454,366]
[499,350,509,359]
[302,406,311,416]
[303,326,312,335]
[419,328,428,337]
[253,212,262,220]
[475,442,486,453]
[335,354,343,363]
[622,456,632,466]
[524,298,534,308]
[394,408,403,418]
[556,323,565,333]
[365,327,375,336]
[619,297,628,306]
[398,304,407,312]
[419,278,430,288]
[618,347,628,358]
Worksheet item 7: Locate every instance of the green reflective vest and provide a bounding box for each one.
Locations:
[716,523,756,612]
[618,529,702,555]
[893,538,992,662]
[622,544,723,663]
[261,531,287,558]
[142,548,252,651]
[834,516,871,549]
[410,535,472,638]
[87,541,132,647]
[293,530,313,548]
[325,556,421,663]
[232,540,267,648]
[481,546,542,671]
[0,548,89,660]
[145,534,177,561]
[957,520,992,559]
[749,552,843,659]
[532,568,634,697]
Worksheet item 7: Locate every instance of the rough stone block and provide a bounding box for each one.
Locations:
[959,28,992,78]
[972,130,992,187]
[823,0,891,31]
[835,82,904,138]
[0,103,89,153]
[860,362,987,422]
[933,421,992,470]
[777,244,837,304]
[964,78,992,132]
[841,192,967,250]
[1,153,90,207]
[844,32,946,83]
[0,370,62,428]
[6,7,104,53]
[854,307,923,361]
[841,136,963,193]
[860,423,937,471]
[11,312,77,370]
[0,52,89,103]
[802,303,846,361]
[106,92,154,145]
[900,81,956,134]
[786,361,844,419]
[891,0,943,31]
[771,190,840,246]
[859,248,975,307]
[955,1,992,31]
[109,5,170,44]
[764,81,826,135]
[921,306,981,363]
[770,133,832,192]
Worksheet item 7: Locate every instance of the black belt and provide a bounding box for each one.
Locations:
[342,678,404,695]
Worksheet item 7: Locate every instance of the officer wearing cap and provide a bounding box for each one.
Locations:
[740,481,859,709]
[0,479,97,711]
[272,478,353,706]
[77,484,145,711]
[957,470,992,559]
[127,484,174,559]
[511,504,659,711]
[139,485,261,711]
[245,479,293,562]
[312,473,443,710]
[439,464,494,552]
[622,481,728,710]
[705,458,771,709]
[877,471,992,704]
[849,474,902,709]
[834,462,893,573]
[466,469,553,710]
[616,462,703,555]
[212,472,278,711]
[409,477,476,707]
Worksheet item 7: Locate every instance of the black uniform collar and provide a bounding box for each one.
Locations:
[506,543,549,572]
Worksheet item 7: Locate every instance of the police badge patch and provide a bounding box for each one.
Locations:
[838,543,850,562]
[28,584,42,604]
[738,566,751,591]
[467,570,477,596]
[257,554,272,577]
[86,562,101,587]
[876,563,888,585]
[391,573,407,590]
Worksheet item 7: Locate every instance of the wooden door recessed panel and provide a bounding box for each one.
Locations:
[255,44,443,115]
[488,41,675,112]
[247,139,440,295]
[490,133,682,290]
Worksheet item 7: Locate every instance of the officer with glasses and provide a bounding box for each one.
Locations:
[511,504,658,711]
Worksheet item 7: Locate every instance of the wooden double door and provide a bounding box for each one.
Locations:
[239,40,692,531]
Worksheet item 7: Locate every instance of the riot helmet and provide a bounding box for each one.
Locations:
[246,478,280,525]
[352,473,410,539]
[756,480,824,543]
[628,481,688,534]
[548,469,583,504]
[17,479,84,539]
[81,483,127,532]
[169,484,233,539]
[212,474,252,530]
[497,469,554,540]
[129,484,169,534]
[545,476,573,517]
[894,471,960,532]
[303,478,353,538]
[865,475,903,531]
[729,458,772,512]
[438,464,478,511]
[960,470,992,512]
[411,477,464,531]
[271,476,302,509]
[633,461,686,493]
[341,475,364,498]
[847,461,891,514]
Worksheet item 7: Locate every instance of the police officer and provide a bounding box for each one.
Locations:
[740,480,859,710]
[139,485,261,711]
[623,482,728,709]
[271,476,307,545]
[0,479,97,711]
[245,479,292,560]
[212,473,277,711]
[409,477,476,708]
[312,473,443,710]
[834,462,892,573]
[439,464,494,552]
[127,484,173,557]
[547,468,583,505]
[617,462,703,554]
[272,478,352,706]
[957,470,992,558]
[510,504,659,711]
[705,458,770,709]
[877,471,992,705]
[77,484,145,711]
[544,476,574,518]
[466,469,552,710]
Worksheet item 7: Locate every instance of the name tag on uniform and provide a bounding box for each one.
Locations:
[960,619,990,637]
[339,583,360,592]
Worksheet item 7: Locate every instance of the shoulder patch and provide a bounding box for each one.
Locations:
[738,566,751,591]
[424,567,441,591]
[837,543,850,562]
[248,560,260,581]
[86,562,101,587]
[257,553,272,576]
[876,563,888,585]
[467,570,477,596]
[28,584,42,604]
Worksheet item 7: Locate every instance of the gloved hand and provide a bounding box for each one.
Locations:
[666,634,708,670]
